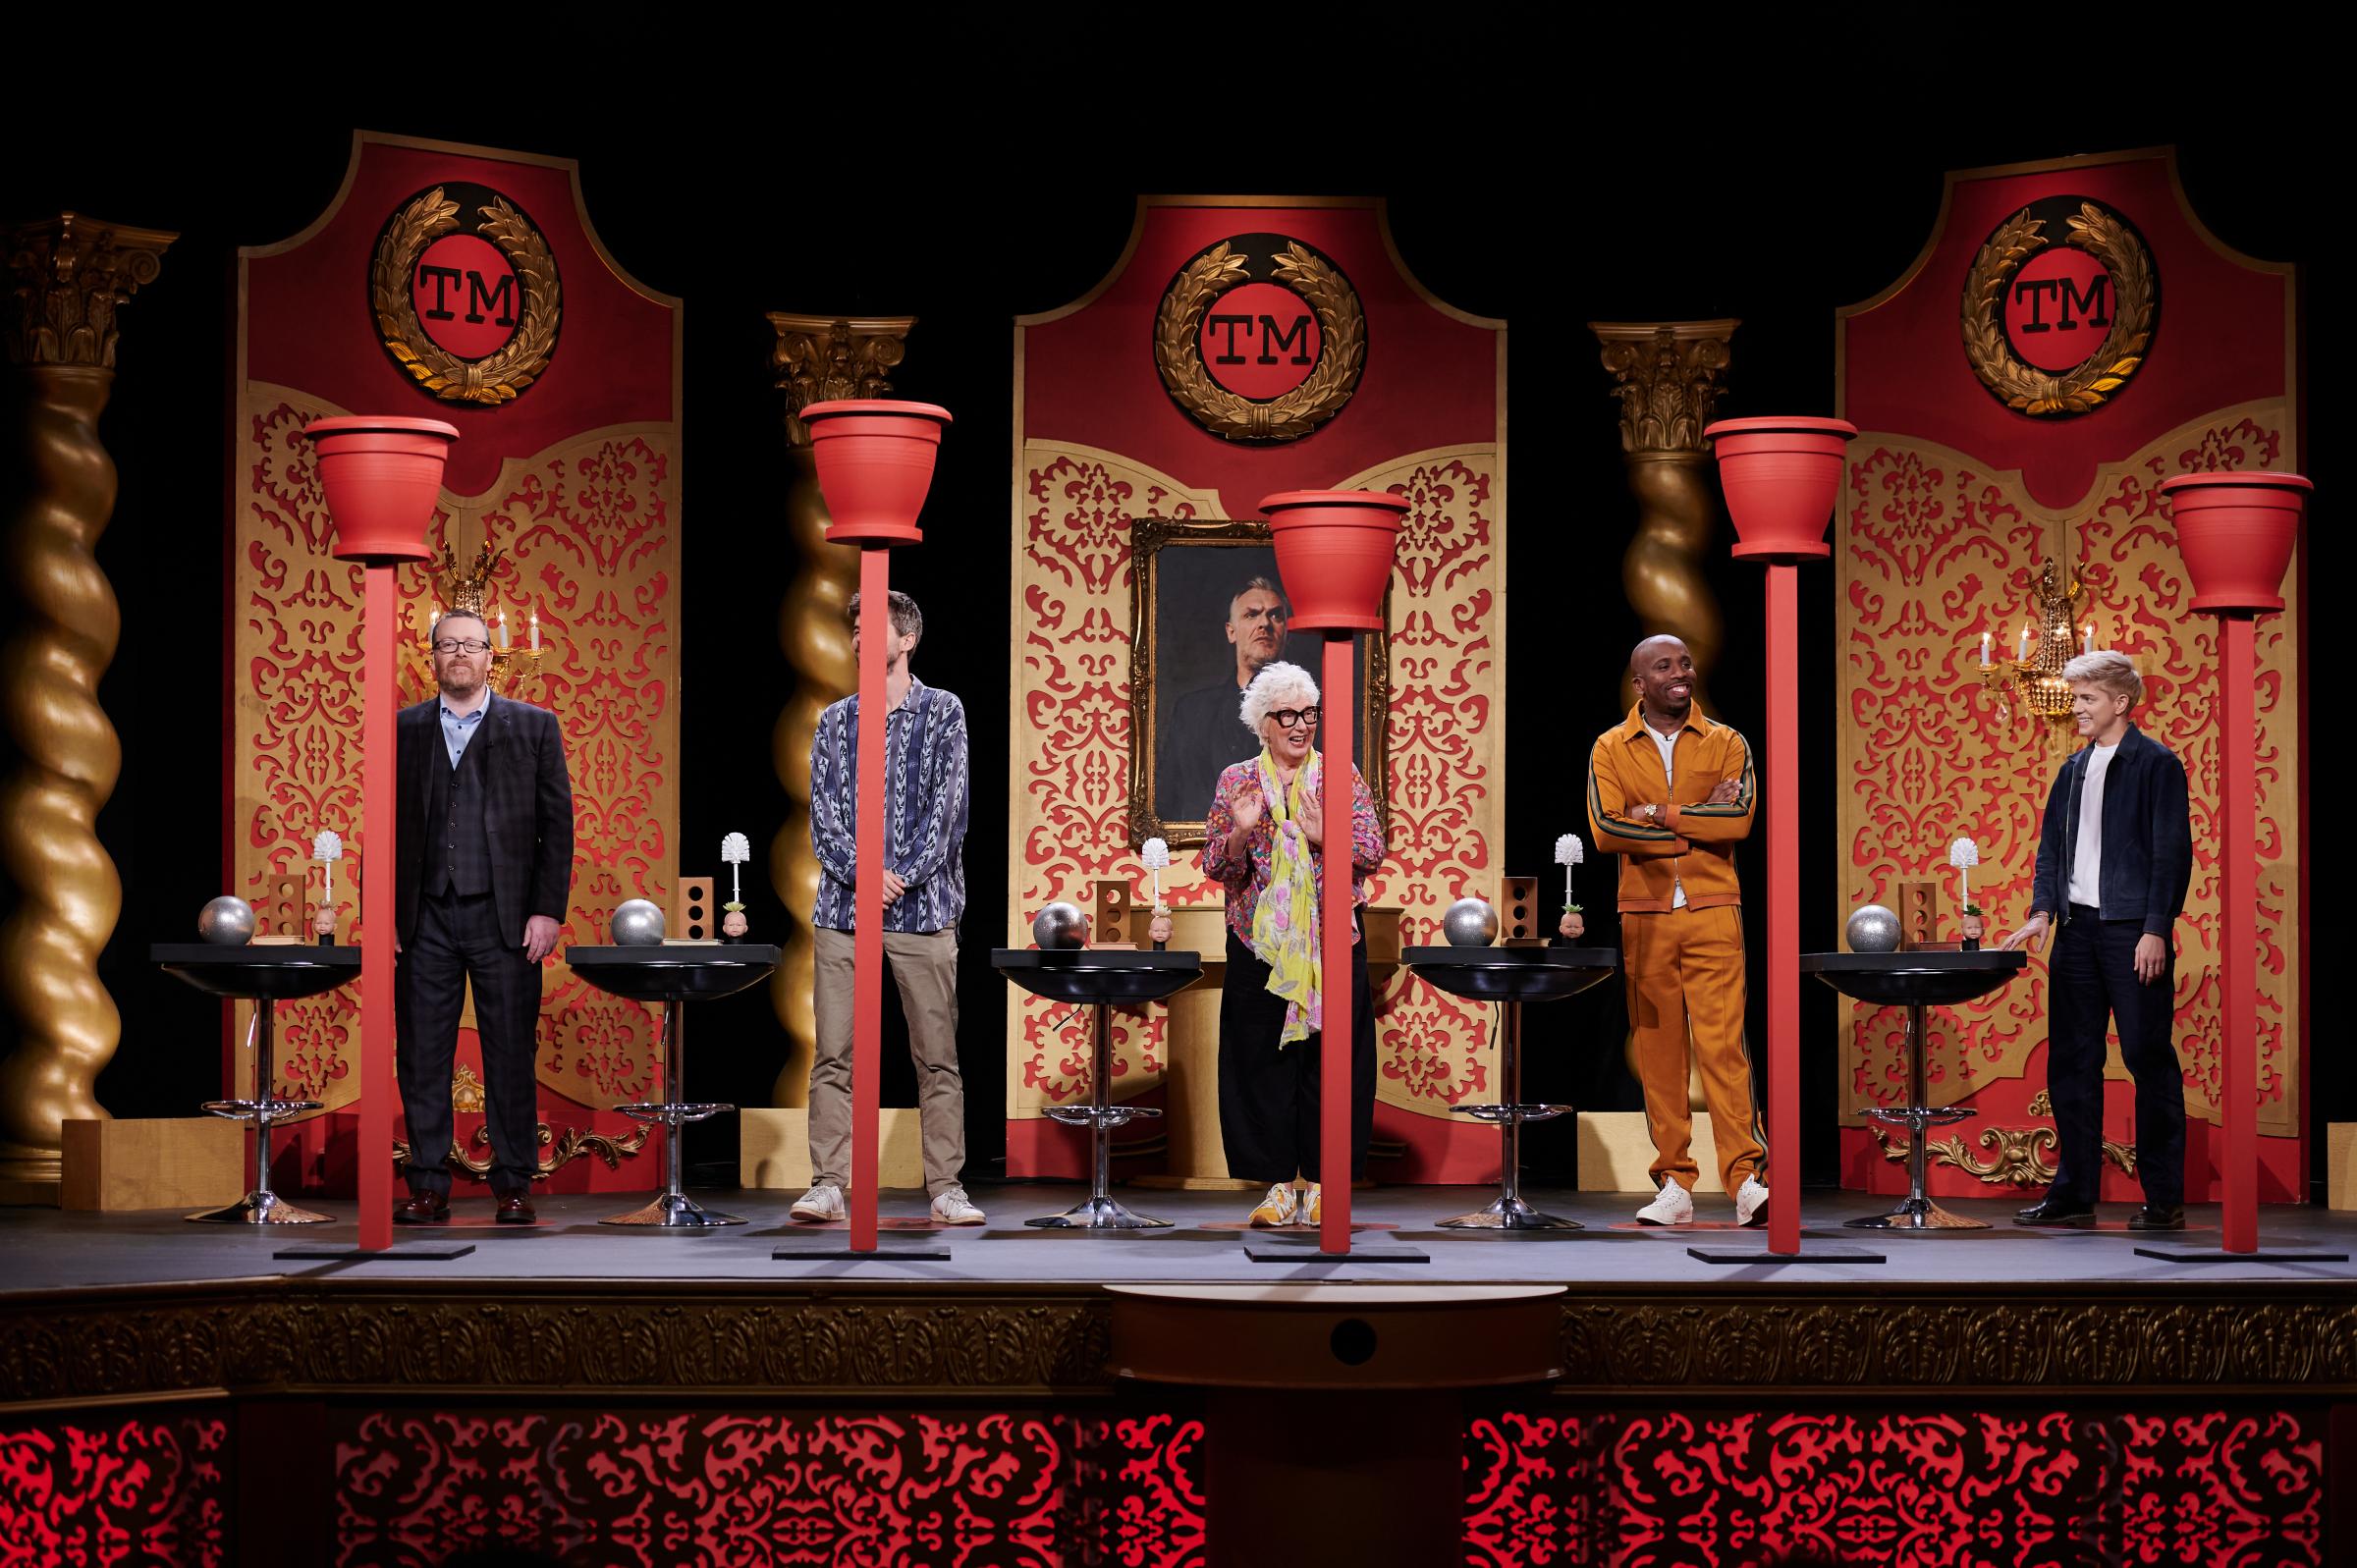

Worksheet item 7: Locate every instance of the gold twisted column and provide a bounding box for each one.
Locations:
[1590,320,1737,712]
[1592,320,1736,1117]
[0,213,173,1196]
[765,315,912,1105]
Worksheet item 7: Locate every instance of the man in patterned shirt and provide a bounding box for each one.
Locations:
[791,590,983,1226]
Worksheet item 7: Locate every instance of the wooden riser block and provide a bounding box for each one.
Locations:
[61,1118,245,1212]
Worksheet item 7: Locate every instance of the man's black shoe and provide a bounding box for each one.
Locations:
[2014,1196,2097,1227]
[495,1193,537,1224]
[394,1192,450,1224]
[2126,1204,2184,1232]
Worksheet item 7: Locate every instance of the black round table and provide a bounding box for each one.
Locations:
[1401,946,1619,1229]
[567,945,780,1228]
[152,943,360,1224]
[993,948,1202,1228]
[1802,948,2028,1231]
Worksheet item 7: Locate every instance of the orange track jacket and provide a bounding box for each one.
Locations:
[1585,705,1757,913]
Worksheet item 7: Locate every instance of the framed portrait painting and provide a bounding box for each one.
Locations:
[1127,516,1391,847]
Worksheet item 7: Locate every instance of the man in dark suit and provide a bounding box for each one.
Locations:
[392,610,574,1223]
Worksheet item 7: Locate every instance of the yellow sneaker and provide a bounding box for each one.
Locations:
[1302,1183,1321,1224]
[1247,1182,1299,1226]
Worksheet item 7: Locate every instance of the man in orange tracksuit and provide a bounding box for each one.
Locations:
[1582,635,1768,1227]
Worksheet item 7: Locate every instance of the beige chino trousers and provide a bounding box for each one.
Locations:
[810,926,967,1197]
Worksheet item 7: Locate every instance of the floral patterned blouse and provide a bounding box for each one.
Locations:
[1199,757,1385,946]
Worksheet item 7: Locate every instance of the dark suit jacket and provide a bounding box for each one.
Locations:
[395,693,576,947]
[2027,722,2192,936]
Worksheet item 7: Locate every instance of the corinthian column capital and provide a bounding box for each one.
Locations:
[1588,318,1739,456]
[4,213,177,368]
[767,314,916,446]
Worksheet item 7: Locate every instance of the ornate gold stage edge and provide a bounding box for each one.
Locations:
[0,214,173,1198]
[1590,320,1736,713]
[0,1279,2350,1406]
[764,315,910,1105]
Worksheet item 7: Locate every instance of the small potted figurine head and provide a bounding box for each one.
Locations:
[1960,903,1985,951]
[1557,902,1585,942]
[721,902,748,943]
[312,902,339,946]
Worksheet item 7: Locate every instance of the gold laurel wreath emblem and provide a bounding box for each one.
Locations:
[1961,201,2153,417]
[1154,242,1366,442]
[371,187,562,406]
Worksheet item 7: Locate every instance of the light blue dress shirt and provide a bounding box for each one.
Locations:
[439,697,487,769]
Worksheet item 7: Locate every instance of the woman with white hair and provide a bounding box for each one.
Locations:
[1189,659,1386,1226]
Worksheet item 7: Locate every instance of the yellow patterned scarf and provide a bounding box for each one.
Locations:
[1250,745,1323,1046]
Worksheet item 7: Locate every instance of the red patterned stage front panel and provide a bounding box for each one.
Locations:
[234,134,681,1191]
[1011,200,1507,1180]
[1463,1407,2324,1567]
[331,1408,1207,1567]
[1836,149,2301,1203]
[0,1414,229,1567]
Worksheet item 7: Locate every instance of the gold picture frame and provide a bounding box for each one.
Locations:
[1127,516,1391,848]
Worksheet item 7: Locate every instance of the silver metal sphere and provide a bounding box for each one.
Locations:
[1033,901,1088,949]
[1443,896,1500,947]
[1846,903,1901,953]
[197,895,256,946]
[611,898,667,946]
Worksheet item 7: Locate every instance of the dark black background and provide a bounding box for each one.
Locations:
[11,56,2342,1202]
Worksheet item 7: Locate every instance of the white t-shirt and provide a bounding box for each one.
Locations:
[2066,740,2118,907]
[1647,722,1687,910]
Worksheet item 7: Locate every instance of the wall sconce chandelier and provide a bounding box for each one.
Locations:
[1976,561,2100,728]
[412,538,545,694]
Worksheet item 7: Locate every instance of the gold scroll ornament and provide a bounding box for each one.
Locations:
[765,315,912,1105]
[0,213,173,1195]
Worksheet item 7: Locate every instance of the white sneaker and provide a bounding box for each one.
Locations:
[1301,1183,1321,1224]
[930,1186,986,1225]
[1247,1182,1299,1227]
[1635,1180,1695,1226]
[1734,1175,1771,1228]
[789,1183,844,1223]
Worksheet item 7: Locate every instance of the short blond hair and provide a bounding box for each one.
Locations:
[2062,649,2141,706]
[1239,660,1319,731]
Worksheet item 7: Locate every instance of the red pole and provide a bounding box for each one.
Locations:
[1319,633,1355,1254]
[357,565,396,1252]
[1765,565,1801,1257]
[850,547,890,1253]
[2220,615,2257,1254]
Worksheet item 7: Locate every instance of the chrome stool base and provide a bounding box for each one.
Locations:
[1436,1192,1581,1230]
[1025,1193,1173,1230]
[187,1189,333,1225]
[602,1190,743,1228]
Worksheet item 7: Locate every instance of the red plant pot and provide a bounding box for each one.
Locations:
[1704,416,1858,562]
[2159,471,2312,615]
[1258,490,1409,631]
[301,417,461,564]
[802,400,953,545]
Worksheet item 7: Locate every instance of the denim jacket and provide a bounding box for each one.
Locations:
[2028,723,2192,936]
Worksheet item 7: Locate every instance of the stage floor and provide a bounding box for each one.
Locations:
[7,1183,2352,1291]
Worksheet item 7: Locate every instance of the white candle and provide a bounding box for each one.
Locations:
[2015,622,2029,662]
[529,611,540,651]
[2082,621,2095,654]
[497,611,511,651]
[1979,632,1992,668]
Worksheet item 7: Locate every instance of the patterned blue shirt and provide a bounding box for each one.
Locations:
[438,697,487,768]
[809,677,968,934]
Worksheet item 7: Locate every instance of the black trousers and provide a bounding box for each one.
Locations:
[395,891,544,1197]
[2047,905,2185,1207]
[1218,929,1377,1184]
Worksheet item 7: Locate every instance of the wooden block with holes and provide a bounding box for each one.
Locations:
[1093,878,1152,947]
[61,1118,245,1212]
[672,877,714,942]
[1501,875,1544,946]
[1893,878,1938,951]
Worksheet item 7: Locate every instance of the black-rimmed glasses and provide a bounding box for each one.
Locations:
[432,638,493,655]
[1270,707,1320,730]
